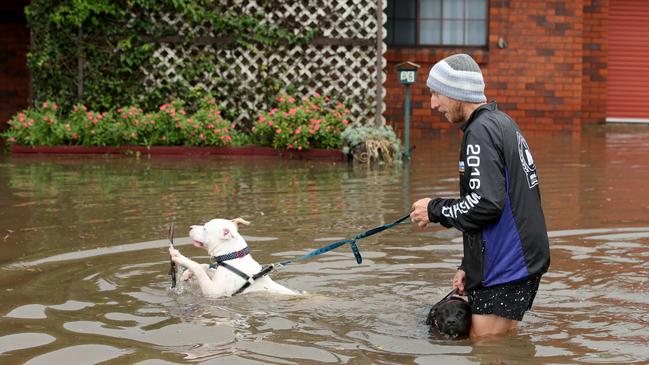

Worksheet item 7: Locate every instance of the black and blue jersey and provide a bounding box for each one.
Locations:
[427,102,550,290]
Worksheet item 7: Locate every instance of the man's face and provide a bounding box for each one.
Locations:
[430,91,464,125]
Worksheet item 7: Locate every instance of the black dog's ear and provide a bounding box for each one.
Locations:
[425,305,439,325]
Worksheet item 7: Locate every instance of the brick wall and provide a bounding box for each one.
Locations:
[582,0,608,124]
[0,1,30,132]
[385,0,608,136]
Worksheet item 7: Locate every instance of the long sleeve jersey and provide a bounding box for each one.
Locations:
[427,102,550,290]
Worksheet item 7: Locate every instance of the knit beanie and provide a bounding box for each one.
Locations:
[426,54,486,103]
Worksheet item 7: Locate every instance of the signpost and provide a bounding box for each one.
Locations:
[396,61,420,160]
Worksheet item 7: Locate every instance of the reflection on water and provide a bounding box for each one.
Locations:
[1,124,649,364]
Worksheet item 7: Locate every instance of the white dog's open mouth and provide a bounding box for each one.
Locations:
[192,240,205,248]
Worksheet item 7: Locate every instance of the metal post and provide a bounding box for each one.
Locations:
[375,0,383,127]
[404,84,411,160]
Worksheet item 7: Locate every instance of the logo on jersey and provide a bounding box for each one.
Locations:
[458,161,465,173]
[517,131,538,188]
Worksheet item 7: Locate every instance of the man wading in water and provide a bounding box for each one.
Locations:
[409,54,550,338]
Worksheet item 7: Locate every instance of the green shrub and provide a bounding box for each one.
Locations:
[342,124,402,163]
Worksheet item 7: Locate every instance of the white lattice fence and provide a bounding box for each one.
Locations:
[140,0,387,126]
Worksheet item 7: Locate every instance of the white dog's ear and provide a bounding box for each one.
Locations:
[231,217,251,229]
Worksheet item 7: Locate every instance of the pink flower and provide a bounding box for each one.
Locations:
[199,133,205,140]
[8,137,16,143]
[42,101,48,109]
[208,124,214,129]
[288,97,295,103]
[72,133,78,140]
[314,92,321,97]
[215,128,221,133]
[342,119,349,125]
[277,97,285,102]
[52,103,59,110]
[226,136,232,141]
[258,116,265,123]
[294,128,301,134]
[289,108,296,115]
[276,129,282,134]
[309,129,315,135]
[131,132,136,139]
[268,121,273,126]
[160,104,167,111]
[298,146,303,150]
[288,143,293,148]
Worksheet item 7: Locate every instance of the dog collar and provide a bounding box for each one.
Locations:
[210,246,250,265]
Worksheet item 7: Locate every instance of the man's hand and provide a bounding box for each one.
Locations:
[410,198,432,227]
[452,269,466,295]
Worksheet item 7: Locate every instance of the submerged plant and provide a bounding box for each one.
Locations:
[341,124,402,164]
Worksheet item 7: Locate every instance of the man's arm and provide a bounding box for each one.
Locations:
[428,123,507,232]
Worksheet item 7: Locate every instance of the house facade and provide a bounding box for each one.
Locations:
[1,1,648,135]
[384,0,647,136]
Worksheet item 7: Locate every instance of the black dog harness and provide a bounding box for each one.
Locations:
[208,246,274,296]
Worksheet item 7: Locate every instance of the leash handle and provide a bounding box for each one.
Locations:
[354,214,411,240]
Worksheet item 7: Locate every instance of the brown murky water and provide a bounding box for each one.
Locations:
[1,124,648,364]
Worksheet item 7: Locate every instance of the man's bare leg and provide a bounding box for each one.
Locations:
[470,314,517,339]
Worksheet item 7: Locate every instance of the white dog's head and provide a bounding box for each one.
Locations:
[189,217,250,256]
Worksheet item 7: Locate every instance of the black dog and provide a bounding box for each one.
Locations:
[426,290,472,339]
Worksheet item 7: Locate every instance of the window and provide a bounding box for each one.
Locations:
[386,0,488,46]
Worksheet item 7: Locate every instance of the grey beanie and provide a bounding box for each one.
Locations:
[426,54,486,103]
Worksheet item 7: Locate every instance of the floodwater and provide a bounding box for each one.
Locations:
[0,124,648,364]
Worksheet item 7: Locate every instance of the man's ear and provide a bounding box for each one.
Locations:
[231,217,251,229]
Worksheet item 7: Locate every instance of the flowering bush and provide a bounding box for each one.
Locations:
[1,97,247,147]
[252,93,350,150]
[2,94,352,151]
[3,102,62,146]
[172,97,248,147]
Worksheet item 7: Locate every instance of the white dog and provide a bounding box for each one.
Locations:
[169,217,296,297]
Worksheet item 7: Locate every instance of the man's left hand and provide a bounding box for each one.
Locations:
[410,198,432,227]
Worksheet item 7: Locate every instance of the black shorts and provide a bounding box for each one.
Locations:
[468,274,542,321]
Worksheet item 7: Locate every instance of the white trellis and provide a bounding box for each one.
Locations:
[139,0,387,126]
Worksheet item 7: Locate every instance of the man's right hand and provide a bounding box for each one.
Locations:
[453,269,466,295]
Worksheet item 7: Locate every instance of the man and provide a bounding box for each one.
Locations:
[409,54,550,338]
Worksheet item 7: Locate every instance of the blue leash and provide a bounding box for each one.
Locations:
[208,214,411,296]
[279,213,411,266]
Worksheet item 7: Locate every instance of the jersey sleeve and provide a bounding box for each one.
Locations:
[427,122,507,232]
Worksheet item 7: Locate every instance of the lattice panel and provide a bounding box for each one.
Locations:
[140,0,387,126]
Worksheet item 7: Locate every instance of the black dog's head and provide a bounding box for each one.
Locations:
[426,293,471,339]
